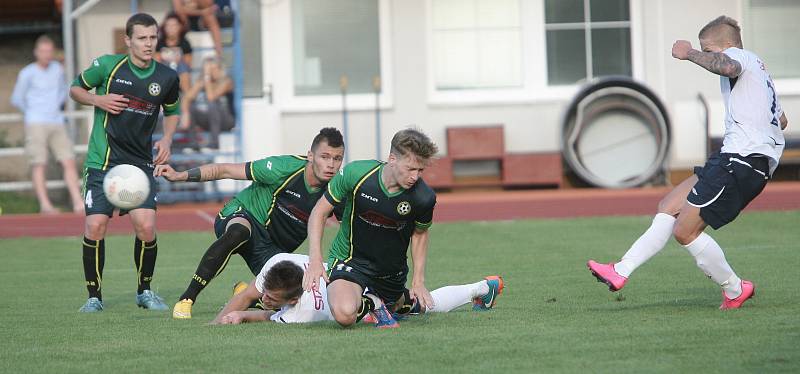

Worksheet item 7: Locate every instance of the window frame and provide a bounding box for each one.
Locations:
[426,0,643,106]
[271,0,394,113]
[743,0,800,95]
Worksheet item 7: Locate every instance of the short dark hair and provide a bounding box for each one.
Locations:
[311,127,345,151]
[263,261,304,300]
[126,13,158,38]
[390,128,438,160]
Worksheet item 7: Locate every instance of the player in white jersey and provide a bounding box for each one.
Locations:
[587,15,789,310]
[213,253,505,325]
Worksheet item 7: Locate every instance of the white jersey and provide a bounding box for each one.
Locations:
[254,253,333,324]
[720,47,785,175]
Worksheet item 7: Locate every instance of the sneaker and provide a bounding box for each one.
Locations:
[136,290,169,310]
[232,281,248,297]
[720,280,755,310]
[473,275,505,311]
[78,297,103,312]
[587,260,627,292]
[371,303,400,329]
[173,299,193,319]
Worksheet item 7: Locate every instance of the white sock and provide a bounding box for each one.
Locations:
[427,281,490,313]
[614,213,676,277]
[683,232,742,299]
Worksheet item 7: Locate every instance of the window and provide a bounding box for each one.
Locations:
[544,0,631,85]
[291,0,380,96]
[430,0,522,90]
[745,0,800,80]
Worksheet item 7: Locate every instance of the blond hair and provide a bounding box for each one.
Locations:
[698,15,742,47]
[390,128,438,160]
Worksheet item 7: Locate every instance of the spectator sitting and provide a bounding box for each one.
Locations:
[172,0,224,57]
[10,35,84,214]
[156,12,193,131]
[183,57,234,149]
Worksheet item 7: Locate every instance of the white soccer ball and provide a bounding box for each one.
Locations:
[103,164,151,209]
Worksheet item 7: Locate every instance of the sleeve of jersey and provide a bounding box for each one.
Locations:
[414,196,436,230]
[324,167,352,205]
[72,56,107,90]
[722,48,749,74]
[248,156,292,185]
[162,75,181,116]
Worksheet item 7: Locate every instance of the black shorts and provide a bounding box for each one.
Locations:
[327,260,407,305]
[83,167,157,217]
[214,207,285,275]
[687,152,769,230]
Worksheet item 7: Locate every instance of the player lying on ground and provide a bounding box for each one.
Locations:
[211,253,504,325]
[587,15,789,310]
[154,128,344,319]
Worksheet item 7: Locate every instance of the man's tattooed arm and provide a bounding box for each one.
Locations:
[686,50,743,78]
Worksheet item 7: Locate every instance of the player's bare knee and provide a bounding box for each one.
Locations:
[84,220,107,239]
[330,302,358,327]
[134,222,156,241]
[672,225,698,246]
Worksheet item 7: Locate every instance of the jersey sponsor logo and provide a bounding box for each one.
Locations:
[148,82,161,96]
[335,263,353,272]
[313,288,325,310]
[122,94,157,116]
[93,59,100,67]
[360,192,378,203]
[285,189,301,199]
[396,201,411,215]
[277,203,310,224]
[358,210,407,231]
[267,161,273,170]
[115,78,133,86]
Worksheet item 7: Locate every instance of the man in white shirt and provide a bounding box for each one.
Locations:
[10,35,83,214]
[587,15,788,310]
[213,253,504,325]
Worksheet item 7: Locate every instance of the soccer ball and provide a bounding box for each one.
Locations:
[103,164,150,209]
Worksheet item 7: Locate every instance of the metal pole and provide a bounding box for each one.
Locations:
[340,75,349,163]
[130,0,139,14]
[373,75,381,160]
[63,0,75,130]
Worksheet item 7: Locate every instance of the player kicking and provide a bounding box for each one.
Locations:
[304,128,439,328]
[213,253,504,325]
[70,13,181,312]
[154,128,344,318]
[588,16,788,309]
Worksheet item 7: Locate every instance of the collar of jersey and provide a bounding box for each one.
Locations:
[301,169,321,194]
[126,57,156,80]
[378,164,405,198]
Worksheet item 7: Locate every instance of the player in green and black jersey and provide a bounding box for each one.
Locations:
[155,128,344,319]
[69,13,180,313]
[304,129,439,328]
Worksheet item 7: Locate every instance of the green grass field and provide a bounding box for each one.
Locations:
[1,211,799,373]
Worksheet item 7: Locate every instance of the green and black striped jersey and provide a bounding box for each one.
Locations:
[324,160,436,276]
[72,54,180,170]
[220,155,325,252]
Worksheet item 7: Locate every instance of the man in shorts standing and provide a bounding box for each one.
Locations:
[11,35,83,214]
[70,13,181,312]
[587,16,788,309]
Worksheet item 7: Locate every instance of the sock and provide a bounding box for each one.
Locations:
[134,237,158,294]
[614,213,676,277]
[179,223,250,301]
[356,294,376,322]
[82,237,105,300]
[427,280,490,313]
[683,232,743,299]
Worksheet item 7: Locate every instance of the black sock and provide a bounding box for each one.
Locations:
[134,237,158,294]
[356,295,376,322]
[179,223,250,302]
[82,237,105,300]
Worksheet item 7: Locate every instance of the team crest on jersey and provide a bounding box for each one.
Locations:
[148,82,161,96]
[396,201,411,215]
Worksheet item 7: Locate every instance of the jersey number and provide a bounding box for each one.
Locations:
[766,79,779,127]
